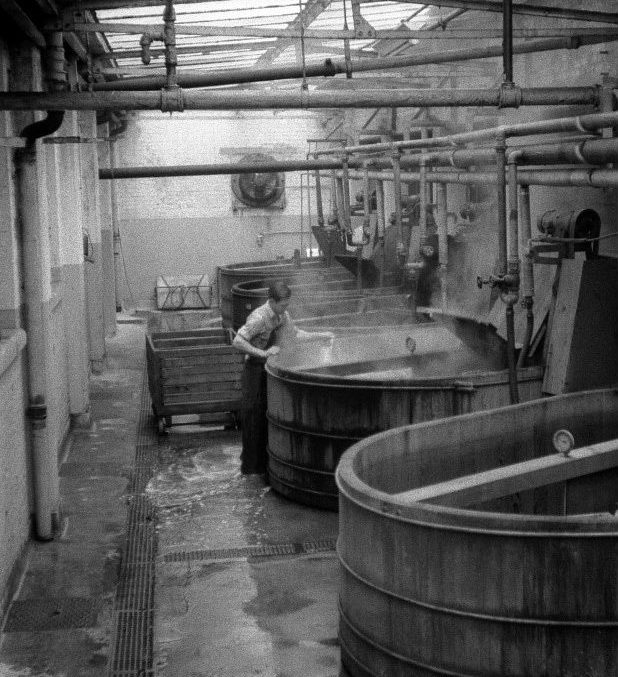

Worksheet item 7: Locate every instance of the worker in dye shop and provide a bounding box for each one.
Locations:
[232,280,334,477]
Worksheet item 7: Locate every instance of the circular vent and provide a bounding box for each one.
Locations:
[231,153,285,208]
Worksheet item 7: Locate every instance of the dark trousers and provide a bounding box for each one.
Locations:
[240,358,268,474]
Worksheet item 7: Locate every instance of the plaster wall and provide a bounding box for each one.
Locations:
[0,41,31,621]
[112,112,326,306]
[0,332,30,619]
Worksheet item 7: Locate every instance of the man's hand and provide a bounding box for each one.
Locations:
[265,346,281,357]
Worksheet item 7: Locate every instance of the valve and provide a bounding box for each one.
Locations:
[476,273,518,290]
[477,275,496,289]
[477,272,520,306]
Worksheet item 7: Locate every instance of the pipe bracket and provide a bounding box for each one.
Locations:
[498,83,522,109]
[160,86,184,113]
[27,401,47,421]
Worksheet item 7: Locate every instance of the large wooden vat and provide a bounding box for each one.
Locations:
[231,278,406,331]
[266,315,544,510]
[336,388,618,677]
[217,258,352,327]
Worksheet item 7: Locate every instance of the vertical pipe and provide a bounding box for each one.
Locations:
[163,0,178,89]
[499,141,518,404]
[435,182,448,310]
[314,167,324,228]
[507,156,520,285]
[109,140,122,311]
[300,172,305,257]
[503,0,513,83]
[376,179,386,287]
[330,170,338,223]
[358,163,371,291]
[519,184,533,299]
[306,169,313,255]
[419,157,427,245]
[335,176,346,229]
[517,183,534,369]
[495,137,507,276]
[342,156,351,232]
[17,141,58,541]
[392,151,403,246]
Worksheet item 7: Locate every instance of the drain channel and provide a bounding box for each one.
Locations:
[163,538,338,563]
[107,368,159,677]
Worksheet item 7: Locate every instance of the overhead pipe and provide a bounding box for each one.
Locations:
[99,135,618,181]
[316,109,618,157]
[331,166,618,188]
[89,32,616,91]
[0,86,601,112]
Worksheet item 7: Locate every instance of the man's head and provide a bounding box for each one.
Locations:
[268,280,292,315]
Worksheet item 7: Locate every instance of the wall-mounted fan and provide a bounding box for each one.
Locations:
[231,153,286,211]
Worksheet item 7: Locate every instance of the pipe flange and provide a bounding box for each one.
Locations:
[160,86,184,113]
[498,83,522,109]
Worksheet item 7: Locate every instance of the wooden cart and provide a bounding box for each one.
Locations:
[146,327,245,432]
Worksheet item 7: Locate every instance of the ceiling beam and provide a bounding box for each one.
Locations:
[98,42,376,63]
[254,0,333,67]
[363,0,618,25]
[0,0,45,47]
[59,0,618,24]
[54,21,618,40]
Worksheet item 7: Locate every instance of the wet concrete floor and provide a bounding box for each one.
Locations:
[0,320,341,677]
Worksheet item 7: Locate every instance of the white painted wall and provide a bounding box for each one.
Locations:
[113,111,326,306]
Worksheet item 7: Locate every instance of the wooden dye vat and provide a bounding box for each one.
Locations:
[231,277,406,331]
[146,327,244,432]
[217,258,352,327]
[266,316,544,510]
[336,388,618,677]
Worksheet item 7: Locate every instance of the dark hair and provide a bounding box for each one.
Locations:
[268,280,292,302]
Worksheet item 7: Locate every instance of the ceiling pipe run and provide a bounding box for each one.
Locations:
[316,110,618,156]
[337,167,618,188]
[98,136,618,180]
[89,33,614,91]
[0,85,601,112]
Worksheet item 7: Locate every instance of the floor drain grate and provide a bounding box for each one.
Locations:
[4,597,103,632]
[163,538,338,563]
[108,367,159,677]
